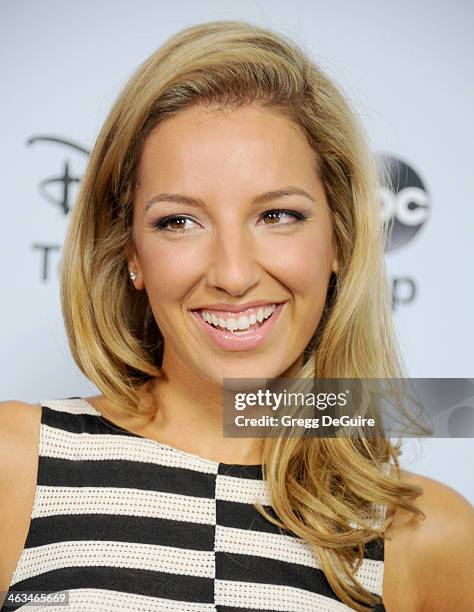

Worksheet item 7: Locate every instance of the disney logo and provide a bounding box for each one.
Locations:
[26,135,90,215]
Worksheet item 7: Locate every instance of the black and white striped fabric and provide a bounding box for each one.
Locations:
[4,398,387,611]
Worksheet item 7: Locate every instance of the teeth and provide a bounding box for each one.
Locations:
[237,316,248,330]
[200,304,276,331]
[226,318,238,331]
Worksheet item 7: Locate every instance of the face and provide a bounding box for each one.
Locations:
[127,104,338,387]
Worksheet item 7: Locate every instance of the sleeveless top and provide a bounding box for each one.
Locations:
[3,398,388,611]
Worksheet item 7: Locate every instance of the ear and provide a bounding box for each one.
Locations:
[331,255,339,275]
[125,241,145,290]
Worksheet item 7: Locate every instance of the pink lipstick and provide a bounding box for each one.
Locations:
[190,302,285,351]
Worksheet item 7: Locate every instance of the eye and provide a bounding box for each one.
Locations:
[151,215,199,232]
[259,209,307,226]
[151,208,307,233]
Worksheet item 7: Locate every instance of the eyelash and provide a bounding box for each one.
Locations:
[151,209,307,232]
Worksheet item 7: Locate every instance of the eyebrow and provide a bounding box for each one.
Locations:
[144,186,316,212]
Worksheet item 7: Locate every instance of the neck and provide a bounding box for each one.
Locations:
[144,351,264,465]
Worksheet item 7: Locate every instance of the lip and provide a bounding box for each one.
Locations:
[190,302,285,352]
[191,300,285,314]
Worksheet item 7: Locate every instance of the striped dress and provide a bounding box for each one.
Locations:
[3,398,388,611]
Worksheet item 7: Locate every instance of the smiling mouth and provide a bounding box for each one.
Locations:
[194,303,277,334]
[189,302,285,351]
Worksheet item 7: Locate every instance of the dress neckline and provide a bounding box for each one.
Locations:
[80,397,264,472]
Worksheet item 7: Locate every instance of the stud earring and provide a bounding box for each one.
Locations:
[129,271,137,282]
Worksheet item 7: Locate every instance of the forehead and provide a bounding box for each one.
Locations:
[137,104,320,189]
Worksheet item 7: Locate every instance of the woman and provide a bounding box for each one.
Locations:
[1,19,472,612]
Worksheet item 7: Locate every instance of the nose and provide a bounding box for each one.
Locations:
[205,223,260,296]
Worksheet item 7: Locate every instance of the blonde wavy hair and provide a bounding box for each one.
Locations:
[61,20,426,610]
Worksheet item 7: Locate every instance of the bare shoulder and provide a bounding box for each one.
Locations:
[0,400,42,481]
[0,399,41,420]
[384,467,474,612]
[0,399,42,434]
[0,401,42,593]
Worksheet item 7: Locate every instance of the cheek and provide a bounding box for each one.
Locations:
[141,242,203,301]
[270,230,334,297]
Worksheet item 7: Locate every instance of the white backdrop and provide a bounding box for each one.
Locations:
[1,0,473,501]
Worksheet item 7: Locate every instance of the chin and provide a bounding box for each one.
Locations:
[204,358,290,386]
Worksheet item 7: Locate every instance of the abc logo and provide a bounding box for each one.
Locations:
[376,155,430,251]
